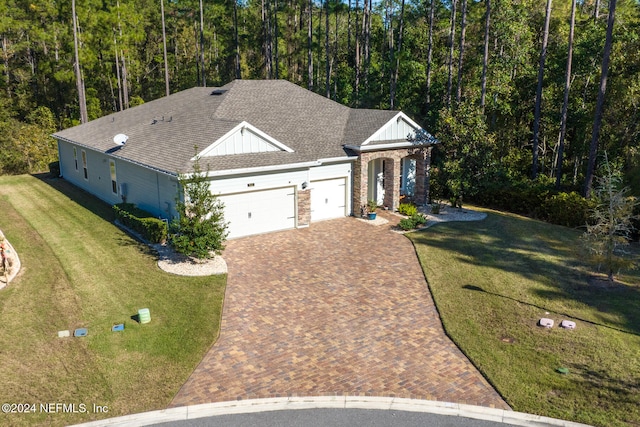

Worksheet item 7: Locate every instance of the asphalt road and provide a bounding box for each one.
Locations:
[154,408,519,427]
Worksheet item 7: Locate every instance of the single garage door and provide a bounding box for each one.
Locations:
[219,187,296,239]
[311,178,347,222]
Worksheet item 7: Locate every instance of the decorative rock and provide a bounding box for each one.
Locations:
[538,318,554,328]
[58,330,70,338]
[560,320,576,329]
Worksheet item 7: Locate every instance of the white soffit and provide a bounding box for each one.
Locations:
[195,121,294,158]
[362,112,422,145]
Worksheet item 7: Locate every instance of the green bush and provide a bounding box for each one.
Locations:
[113,203,168,243]
[539,192,594,228]
[398,203,418,216]
[398,217,417,230]
[48,161,60,177]
[411,213,428,225]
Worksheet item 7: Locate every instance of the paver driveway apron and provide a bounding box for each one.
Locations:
[170,216,509,409]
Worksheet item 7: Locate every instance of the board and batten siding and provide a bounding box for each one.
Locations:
[368,117,415,142]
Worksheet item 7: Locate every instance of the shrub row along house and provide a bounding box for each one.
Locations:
[53,80,438,239]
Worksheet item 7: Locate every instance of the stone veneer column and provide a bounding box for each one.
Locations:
[353,154,370,216]
[383,158,401,210]
[297,189,311,227]
[414,152,427,205]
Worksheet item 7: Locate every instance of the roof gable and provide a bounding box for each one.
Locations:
[196,121,294,158]
[362,112,421,145]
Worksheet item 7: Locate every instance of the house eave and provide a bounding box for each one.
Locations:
[53,135,178,177]
[200,160,322,178]
[344,141,437,152]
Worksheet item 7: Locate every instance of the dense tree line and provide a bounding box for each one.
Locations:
[1,0,639,203]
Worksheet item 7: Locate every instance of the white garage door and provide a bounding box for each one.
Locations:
[218,187,296,239]
[311,178,347,222]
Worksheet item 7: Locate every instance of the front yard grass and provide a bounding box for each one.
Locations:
[0,175,226,426]
[410,208,640,427]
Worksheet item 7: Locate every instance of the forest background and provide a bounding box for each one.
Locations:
[1,0,639,226]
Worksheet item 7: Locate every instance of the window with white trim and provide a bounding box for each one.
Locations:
[81,150,88,180]
[73,147,78,171]
[109,160,117,194]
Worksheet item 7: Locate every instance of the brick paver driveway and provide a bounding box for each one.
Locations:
[170,216,509,409]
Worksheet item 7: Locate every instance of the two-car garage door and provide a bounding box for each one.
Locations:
[218,187,296,239]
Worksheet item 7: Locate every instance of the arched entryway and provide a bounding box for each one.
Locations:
[352,147,432,215]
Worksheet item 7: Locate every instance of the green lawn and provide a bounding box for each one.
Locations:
[0,175,226,426]
[410,209,640,427]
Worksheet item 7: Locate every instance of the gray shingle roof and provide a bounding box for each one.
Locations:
[53,80,427,175]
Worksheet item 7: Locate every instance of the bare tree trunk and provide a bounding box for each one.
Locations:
[114,36,123,111]
[274,0,280,79]
[594,0,601,21]
[72,0,88,123]
[263,0,273,79]
[199,0,206,86]
[234,0,241,79]
[334,4,339,100]
[2,35,10,98]
[308,0,313,90]
[390,0,405,110]
[456,0,467,106]
[121,51,129,109]
[446,0,457,109]
[532,0,552,179]
[161,0,170,95]
[585,0,617,197]
[426,0,434,105]
[325,0,330,97]
[480,0,490,113]
[347,0,352,60]
[355,0,360,103]
[555,0,576,189]
[363,0,371,95]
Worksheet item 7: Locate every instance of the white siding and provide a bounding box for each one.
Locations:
[208,169,308,195]
[57,139,179,219]
[369,117,416,142]
[205,128,280,156]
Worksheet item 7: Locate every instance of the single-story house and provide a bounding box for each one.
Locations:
[53,79,438,239]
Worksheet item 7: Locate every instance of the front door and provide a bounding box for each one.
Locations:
[367,158,385,205]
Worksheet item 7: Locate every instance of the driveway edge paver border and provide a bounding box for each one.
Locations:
[70,396,592,427]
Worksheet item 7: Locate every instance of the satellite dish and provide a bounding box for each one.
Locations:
[113,133,128,146]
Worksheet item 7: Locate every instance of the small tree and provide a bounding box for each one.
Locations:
[582,154,639,281]
[170,155,228,259]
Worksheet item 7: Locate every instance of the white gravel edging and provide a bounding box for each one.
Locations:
[154,243,227,276]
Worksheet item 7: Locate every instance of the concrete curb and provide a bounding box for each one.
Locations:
[70,396,592,427]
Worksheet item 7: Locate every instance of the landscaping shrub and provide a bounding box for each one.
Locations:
[411,213,428,225]
[48,161,60,177]
[398,218,416,231]
[538,192,594,228]
[113,203,168,243]
[398,203,418,216]
[398,214,428,231]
